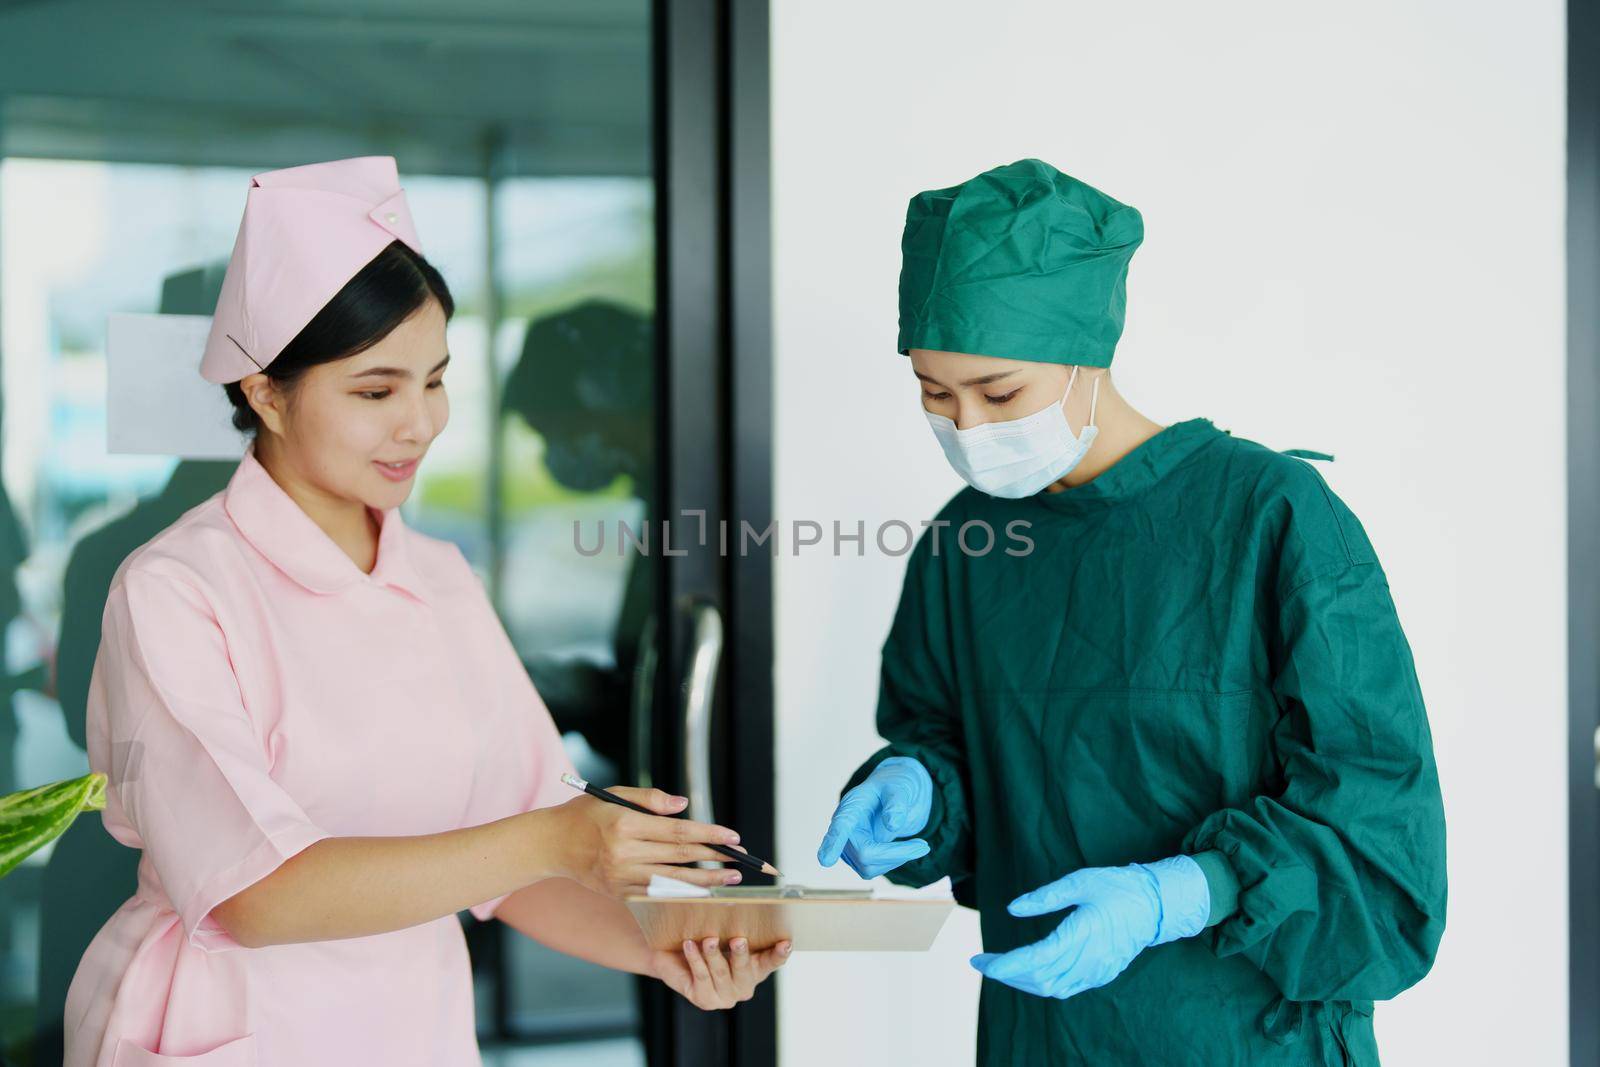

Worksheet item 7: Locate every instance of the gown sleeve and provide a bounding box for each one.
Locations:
[91,568,330,952]
[841,522,977,905]
[1182,554,1448,1002]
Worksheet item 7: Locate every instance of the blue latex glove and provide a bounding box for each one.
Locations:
[816,757,933,879]
[971,856,1211,1000]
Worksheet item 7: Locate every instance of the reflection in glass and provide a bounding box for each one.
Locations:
[502,299,654,779]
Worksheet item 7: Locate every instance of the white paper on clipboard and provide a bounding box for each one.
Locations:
[107,313,246,459]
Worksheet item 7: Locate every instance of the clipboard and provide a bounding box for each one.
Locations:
[624,887,956,953]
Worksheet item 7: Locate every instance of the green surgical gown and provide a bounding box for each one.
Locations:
[843,417,1447,1066]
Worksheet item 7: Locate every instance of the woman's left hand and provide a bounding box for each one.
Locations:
[651,935,792,1010]
[970,857,1210,1000]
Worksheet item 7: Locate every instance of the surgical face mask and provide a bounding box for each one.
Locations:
[924,366,1100,499]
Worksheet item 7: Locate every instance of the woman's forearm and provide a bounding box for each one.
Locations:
[213,807,568,948]
[493,876,655,976]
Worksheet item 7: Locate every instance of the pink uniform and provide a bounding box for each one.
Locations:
[63,444,576,1066]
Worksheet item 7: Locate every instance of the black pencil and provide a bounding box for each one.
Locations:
[560,773,781,877]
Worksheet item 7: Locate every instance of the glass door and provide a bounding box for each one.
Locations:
[0,2,757,1065]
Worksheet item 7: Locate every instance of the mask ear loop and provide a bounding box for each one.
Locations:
[1060,365,1099,434]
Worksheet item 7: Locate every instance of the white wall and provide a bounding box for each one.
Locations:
[771,2,1567,1064]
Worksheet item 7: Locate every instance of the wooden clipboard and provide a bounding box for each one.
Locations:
[624,889,955,953]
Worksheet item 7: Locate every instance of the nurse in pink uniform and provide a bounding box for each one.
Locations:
[63,156,787,1067]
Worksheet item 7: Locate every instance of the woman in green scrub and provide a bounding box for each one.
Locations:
[818,159,1447,1065]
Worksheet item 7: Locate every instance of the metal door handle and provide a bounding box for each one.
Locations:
[681,601,723,827]
[1593,723,1600,790]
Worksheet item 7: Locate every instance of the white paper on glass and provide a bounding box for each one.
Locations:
[107,313,246,459]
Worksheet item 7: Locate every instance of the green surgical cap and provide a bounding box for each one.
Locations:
[897,158,1143,368]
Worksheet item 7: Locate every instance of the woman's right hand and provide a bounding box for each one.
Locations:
[541,787,747,898]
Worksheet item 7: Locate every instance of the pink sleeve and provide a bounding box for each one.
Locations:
[92,570,329,951]
[465,555,577,923]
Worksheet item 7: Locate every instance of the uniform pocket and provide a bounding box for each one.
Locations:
[112,1033,256,1067]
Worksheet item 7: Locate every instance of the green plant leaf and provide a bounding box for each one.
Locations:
[0,772,108,880]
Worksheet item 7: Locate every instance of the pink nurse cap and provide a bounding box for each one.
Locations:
[199,155,425,385]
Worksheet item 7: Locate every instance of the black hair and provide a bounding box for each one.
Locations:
[223,240,455,435]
